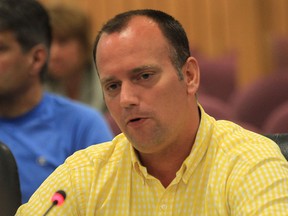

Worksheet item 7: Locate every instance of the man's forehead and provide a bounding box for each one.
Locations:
[123,16,158,32]
[0,30,16,40]
[99,17,160,46]
[95,15,169,70]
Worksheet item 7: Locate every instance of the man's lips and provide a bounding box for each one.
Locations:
[125,117,148,126]
[129,118,141,122]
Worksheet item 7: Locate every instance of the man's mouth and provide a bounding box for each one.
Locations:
[129,118,141,122]
[126,117,148,127]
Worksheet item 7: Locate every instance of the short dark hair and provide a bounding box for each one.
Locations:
[93,9,191,79]
[0,0,51,81]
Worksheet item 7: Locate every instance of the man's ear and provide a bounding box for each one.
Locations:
[28,44,48,76]
[182,57,200,95]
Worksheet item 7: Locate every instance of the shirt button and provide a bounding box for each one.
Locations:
[37,156,47,166]
[160,204,167,210]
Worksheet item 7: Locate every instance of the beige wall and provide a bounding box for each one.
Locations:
[39,0,288,87]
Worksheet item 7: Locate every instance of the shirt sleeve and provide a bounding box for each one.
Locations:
[72,108,114,152]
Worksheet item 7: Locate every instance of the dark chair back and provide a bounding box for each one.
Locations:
[0,142,21,216]
[264,133,288,161]
[231,73,288,129]
[263,102,288,133]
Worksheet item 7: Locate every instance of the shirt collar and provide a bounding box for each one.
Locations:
[130,144,149,185]
[181,105,215,183]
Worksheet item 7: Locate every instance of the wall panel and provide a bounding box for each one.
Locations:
[39,0,288,87]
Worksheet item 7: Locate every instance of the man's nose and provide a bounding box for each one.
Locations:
[119,82,139,108]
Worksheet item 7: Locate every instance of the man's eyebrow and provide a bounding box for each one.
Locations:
[130,65,161,73]
[100,65,161,84]
[100,76,117,85]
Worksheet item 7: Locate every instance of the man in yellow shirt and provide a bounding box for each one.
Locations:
[17,9,288,215]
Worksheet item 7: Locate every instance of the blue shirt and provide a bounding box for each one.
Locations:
[0,92,113,203]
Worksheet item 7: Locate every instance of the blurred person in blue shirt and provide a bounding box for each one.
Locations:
[0,0,113,203]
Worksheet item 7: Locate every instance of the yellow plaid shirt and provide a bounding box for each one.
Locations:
[17,108,288,215]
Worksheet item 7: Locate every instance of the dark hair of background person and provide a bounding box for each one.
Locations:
[93,9,191,80]
[0,0,51,82]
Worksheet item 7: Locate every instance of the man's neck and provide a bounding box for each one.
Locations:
[137,138,195,188]
[137,103,200,188]
[0,86,43,118]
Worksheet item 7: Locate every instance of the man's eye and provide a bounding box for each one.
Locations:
[139,73,152,80]
[106,83,119,91]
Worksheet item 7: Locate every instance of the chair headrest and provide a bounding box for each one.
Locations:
[264,133,288,160]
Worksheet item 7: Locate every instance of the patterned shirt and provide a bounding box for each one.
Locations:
[16,108,288,215]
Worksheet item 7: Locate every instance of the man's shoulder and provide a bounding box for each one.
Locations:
[65,134,129,169]
[45,92,99,111]
[43,93,113,142]
[212,120,282,162]
[44,92,103,119]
